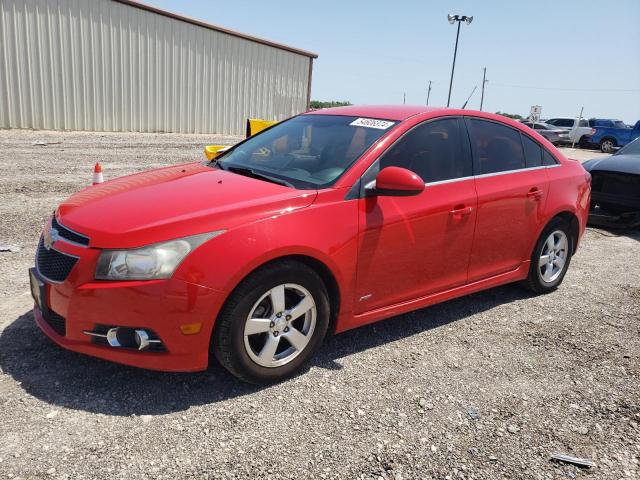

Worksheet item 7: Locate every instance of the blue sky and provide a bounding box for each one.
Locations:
[151,0,640,123]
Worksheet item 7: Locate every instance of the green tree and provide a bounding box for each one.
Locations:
[495,111,524,120]
[310,100,352,109]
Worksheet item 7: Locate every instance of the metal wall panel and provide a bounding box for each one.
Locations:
[0,0,313,134]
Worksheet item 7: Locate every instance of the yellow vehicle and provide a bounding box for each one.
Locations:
[245,118,278,137]
[203,145,232,161]
[204,118,277,160]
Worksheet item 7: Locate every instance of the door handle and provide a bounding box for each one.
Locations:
[527,188,544,200]
[450,206,473,216]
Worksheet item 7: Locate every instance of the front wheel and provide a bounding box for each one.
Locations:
[212,260,330,384]
[522,219,573,294]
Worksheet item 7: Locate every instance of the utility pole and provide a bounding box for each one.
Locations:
[403,92,406,105]
[480,67,488,111]
[446,14,473,107]
[426,80,432,106]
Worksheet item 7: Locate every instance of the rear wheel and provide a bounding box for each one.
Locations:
[600,138,616,153]
[578,136,590,148]
[212,260,330,384]
[522,219,573,294]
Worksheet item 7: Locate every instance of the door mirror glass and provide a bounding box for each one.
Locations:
[367,166,425,197]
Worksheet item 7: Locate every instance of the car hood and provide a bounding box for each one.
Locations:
[57,162,317,248]
[582,154,640,175]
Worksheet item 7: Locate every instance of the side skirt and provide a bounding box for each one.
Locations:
[337,261,530,333]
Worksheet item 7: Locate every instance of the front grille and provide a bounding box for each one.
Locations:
[43,309,66,336]
[36,239,78,282]
[591,172,640,199]
[52,216,90,246]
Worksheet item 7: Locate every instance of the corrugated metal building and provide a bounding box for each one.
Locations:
[0,0,316,135]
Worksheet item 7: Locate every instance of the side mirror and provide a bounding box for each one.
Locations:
[366,166,425,197]
[204,145,232,161]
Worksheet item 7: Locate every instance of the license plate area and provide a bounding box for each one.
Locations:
[29,267,46,311]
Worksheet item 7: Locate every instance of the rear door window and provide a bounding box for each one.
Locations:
[465,118,526,174]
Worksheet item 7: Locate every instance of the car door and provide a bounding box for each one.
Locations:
[464,117,550,282]
[355,117,477,313]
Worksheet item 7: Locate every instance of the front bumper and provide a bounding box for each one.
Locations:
[32,240,225,372]
[588,208,640,229]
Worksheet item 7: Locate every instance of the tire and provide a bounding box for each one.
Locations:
[212,260,330,384]
[522,218,573,294]
[600,137,616,153]
[578,136,589,148]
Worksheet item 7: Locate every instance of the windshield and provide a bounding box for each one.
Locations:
[213,115,395,189]
[615,137,640,155]
[612,120,628,129]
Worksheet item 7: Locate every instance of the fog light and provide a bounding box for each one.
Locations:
[134,329,151,350]
[106,327,122,347]
[84,326,164,351]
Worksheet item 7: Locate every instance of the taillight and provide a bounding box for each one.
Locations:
[589,128,596,135]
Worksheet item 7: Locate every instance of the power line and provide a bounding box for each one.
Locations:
[491,82,640,93]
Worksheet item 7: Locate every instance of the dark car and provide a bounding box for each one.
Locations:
[583,137,640,227]
[521,122,571,145]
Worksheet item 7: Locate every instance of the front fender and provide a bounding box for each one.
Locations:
[175,190,359,326]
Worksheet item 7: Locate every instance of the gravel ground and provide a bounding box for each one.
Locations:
[0,130,638,480]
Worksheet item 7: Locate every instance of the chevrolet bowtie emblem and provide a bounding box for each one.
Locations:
[43,225,60,250]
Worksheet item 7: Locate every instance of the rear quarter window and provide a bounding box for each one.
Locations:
[543,149,558,166]
[521,134,543,168]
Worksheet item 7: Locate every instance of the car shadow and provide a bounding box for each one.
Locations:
[0,284,531,416]
[587,225,640,243]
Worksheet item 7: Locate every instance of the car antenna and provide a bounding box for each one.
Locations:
[461,85,477,109]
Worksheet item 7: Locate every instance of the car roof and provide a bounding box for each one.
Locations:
[304,105,446,121]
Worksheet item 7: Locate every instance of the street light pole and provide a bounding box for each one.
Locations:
[446,14,473,108]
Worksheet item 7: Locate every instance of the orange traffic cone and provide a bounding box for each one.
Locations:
[92,162,104,185]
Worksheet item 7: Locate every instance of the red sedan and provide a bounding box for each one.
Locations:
[30,106,591,383]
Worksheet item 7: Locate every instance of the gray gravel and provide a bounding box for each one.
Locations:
[0,129,638,479]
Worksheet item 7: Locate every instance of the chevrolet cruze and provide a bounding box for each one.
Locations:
[30,106,591,383]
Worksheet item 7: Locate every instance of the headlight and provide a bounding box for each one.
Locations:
[95,231,225,280]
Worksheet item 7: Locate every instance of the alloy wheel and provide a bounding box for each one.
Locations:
[243,283,317,368]
[538,230,568,283]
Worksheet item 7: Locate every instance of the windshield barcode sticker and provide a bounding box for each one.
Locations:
[350,118,395,130]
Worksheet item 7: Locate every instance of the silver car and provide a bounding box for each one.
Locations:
[521,121,570,146]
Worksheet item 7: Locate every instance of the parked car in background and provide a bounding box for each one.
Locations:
[545,117,596,146]
[589,118,630,128]
[585,119,640,153]
[30,106,591,383]
[521,121,571,145]
[582,137,640,227]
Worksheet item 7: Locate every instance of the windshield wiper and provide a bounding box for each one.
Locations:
[225,165,293,188]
